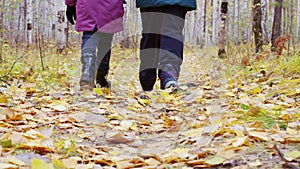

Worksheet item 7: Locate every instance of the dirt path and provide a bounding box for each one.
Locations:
[0,47,299,169]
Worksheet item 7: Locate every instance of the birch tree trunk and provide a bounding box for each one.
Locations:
[261,0,269,43]
[218,1,228,58]
[253,0,263,52]
[205,0,211,46]
[0,0,4,61]
[27,0,33,45]
[297,0,300,41]
[200,0,206,47]
[271,0,283,47]
[241,0,248,42]
[233,0,239,44]
[212,0,219,45]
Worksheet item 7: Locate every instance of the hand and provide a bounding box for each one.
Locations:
[66,6,76,25]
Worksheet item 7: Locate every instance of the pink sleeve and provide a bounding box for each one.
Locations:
[65,0,76,6]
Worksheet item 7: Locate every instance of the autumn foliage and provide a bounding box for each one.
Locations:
[274,34,291,56]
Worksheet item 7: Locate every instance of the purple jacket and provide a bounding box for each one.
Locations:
[65,0,124,33]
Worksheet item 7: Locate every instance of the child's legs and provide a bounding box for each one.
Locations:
[80,31,101,87]
[96,33,114,71]
[139,7,163,91]
[82,31,100,54]
[158,6,188,82]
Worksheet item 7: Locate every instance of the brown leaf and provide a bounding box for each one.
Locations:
[106,133,135,144]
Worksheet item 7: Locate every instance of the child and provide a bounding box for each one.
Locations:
[136,0,197,91]
[65,0,124,90]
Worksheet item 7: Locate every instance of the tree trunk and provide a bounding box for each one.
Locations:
[234,0,239,44]
[0,0,4,61]
[253,0,263,52]
[271,0,283,48]
[218,1,228,58]
[261,0,269,43]
[297,0,300,42]
[27,0,33,45]
[212,0,218,45]
[200,0,206,47]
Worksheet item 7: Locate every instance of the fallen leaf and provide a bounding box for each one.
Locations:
[8,156,26,166]
[205,156,225,165]
[116,160,134,169]
[144,158,161,166]
[31,158,53,169]
[106,133,135,144]
[232,136,249,147]
[0,113,6,120]
[93,88,104,95]
[16,153,50,166]
[284,150,300,161]
[0,163,18,169]
[120,120,134,130]
[248,131,269,141]
[62,157,80,169]
[51,105,67,112]
[248,160,262,167]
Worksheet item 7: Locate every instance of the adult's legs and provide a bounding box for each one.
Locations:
[158,6,188,89]
[139,7,163,91]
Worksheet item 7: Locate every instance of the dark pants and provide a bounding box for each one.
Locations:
[81,31,113,71]
[139,6,188,91]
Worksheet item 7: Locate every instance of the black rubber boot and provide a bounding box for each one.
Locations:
[96,69,111,88]
[80,53,96,91]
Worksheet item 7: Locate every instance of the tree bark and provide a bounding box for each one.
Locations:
[0,0,4,61]
[200,0,206,47]
[233,0,239,44]
[261,0,269,43]
[253,0,263,52]
[297,0,300,41]
[212,0,218,45]
[27,0,33,45]
[218,1,228,58]
[271,0,283,48]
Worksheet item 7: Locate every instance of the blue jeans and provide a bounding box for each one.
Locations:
[139,6,188,91]
[81,31,113,70]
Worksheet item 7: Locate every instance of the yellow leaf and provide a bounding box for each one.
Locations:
[205,156,225,165]
[248,131,269,141]
[250,87,262,94]
[31,158,53,169]
[93,88,103,95]
[225,92,235,97]
[280,113,292,121]
[8,157,26,166]
[52,159,64,169]
[0,94,8,103]
[107,113,124,120]
[232,136,248,147]
[137,97,151,106]
[285,150,300,161]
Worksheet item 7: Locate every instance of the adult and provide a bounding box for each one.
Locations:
[136,0,197,91]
